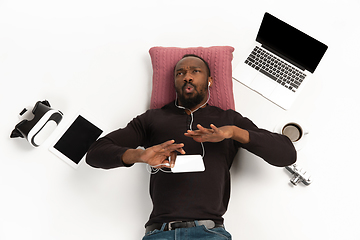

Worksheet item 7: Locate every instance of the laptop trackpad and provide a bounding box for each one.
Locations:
[250,73,277,97]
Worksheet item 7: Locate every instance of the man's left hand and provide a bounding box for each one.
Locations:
[184,124,233,143]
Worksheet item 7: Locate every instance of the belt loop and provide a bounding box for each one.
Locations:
[194,220,200,227]
[160,223,167,231]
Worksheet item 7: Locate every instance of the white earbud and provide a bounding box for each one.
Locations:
[208,82,211,87]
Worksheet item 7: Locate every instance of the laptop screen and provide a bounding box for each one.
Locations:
[256,12,328,73]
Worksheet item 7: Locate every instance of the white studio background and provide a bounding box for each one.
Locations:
[1,0,359,239]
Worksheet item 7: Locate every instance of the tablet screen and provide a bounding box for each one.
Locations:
[53,115,103,165]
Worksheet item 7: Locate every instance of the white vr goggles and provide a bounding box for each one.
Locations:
[11,100,63,147]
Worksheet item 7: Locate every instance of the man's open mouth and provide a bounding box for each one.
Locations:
[183,83,195,94]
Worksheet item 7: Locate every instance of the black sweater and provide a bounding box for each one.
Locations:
[86,102,296,227]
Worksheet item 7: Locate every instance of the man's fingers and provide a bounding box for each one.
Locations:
[197,124,214,133]
[159,140,185,155]
[183,124,227,143]
[196,124,206,131]
[142,140,186,168]
[186,125,214,136]
[210,124,218,131]
[160,139,175,148]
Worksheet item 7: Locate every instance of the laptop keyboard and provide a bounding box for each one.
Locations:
[245,46,306,92]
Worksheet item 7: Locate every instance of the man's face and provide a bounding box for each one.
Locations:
[174,56,211,110]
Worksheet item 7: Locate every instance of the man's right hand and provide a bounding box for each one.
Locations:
[122,140,185,168]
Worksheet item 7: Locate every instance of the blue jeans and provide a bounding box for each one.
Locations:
[142,221,232,240]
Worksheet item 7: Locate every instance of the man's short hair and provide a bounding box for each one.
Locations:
[175,54,211,78]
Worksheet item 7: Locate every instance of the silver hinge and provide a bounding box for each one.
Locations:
[285,164,312,186]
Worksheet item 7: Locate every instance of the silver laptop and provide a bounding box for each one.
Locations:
[233,12,328,110]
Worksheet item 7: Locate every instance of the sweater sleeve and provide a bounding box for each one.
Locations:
[86,112,149,169]
[243,129,297,167]
[233,113,297,167]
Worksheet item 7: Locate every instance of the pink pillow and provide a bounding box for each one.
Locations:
[149,46,235,110]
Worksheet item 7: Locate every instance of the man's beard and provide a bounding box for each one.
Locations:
[177,83,207,110]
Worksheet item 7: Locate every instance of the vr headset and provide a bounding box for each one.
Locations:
[10,100,63,147]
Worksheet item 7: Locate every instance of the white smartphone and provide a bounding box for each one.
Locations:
[171,154,205,173]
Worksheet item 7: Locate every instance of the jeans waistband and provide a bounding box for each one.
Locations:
[145,220,223,234]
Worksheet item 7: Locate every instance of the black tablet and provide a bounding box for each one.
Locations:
[49,111,104,168]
